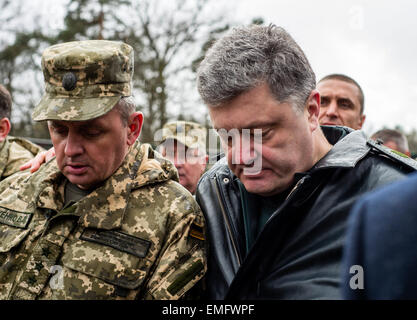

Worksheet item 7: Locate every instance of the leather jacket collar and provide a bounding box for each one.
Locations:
[315,126,370,170]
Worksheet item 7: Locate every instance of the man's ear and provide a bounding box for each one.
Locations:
[127,112,143,145]
[305,90,320,132]
[358,114,366,129]
[0,118,11,142]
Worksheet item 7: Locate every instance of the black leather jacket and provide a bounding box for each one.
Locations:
[196,126,417,300]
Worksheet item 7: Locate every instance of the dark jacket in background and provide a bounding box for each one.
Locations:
[342,171,417,299]
[196,126,417,300]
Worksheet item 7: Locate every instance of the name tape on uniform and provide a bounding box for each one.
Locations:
[80,228,151,258]
[0,208,33,229]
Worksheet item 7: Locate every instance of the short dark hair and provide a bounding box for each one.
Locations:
[0,85,12,119]
[371,129,409,154]
[318,74,365,114]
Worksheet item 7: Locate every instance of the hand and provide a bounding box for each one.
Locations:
[20,147,56,173]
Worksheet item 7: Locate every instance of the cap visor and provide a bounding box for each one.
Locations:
[32,95,121,121]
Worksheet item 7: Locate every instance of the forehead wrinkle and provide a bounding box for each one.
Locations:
[50,117,108,131]
[78,119,107,130]
[319,82,360,102]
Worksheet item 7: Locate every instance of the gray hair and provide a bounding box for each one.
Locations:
[371,129,410,154]
[114,96,136,126]
[197,24,316,112]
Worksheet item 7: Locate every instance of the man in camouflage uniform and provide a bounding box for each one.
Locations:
[0,85,43,180]
[0,40,206,300]
[158,121,208,195]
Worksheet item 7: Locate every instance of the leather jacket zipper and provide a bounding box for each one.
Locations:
[285,176,307,201]
[213,178,242,266]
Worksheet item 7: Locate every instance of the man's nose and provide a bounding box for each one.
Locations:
[326,101,339,118]
[174,157,184,168]
[172,149,186,168]
[64,132,83,157]
[232,136,257,165]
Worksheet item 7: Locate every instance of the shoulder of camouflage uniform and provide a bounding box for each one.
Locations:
[9,136,45,156]
[155,179,206,241]
[8,136,45,156]
[367,139,417,172]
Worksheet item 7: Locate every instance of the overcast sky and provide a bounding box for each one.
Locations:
[224,0,417,134]
[3,0,416,134]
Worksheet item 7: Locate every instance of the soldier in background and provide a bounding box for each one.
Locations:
[371,128,411,156]
[158,121,208,195]
[0,84,43,180]
[0,40,206,300]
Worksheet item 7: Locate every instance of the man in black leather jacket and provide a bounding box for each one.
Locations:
[195,24,417,299]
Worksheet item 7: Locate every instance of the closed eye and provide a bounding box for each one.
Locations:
[82,130,103,139]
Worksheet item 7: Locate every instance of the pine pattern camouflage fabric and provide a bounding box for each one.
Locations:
[32,40,134,121]
[0,136,44,181]
[0,141,206,300]
[161,121,207,152]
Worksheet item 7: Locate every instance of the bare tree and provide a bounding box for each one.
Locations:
[125,0,227,143]
[0,0,240,143]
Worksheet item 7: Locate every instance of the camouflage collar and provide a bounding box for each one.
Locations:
[75,143,142,230]
[48,141,177,230]
[313,127,370,170]
[132,143,179,189]
[0,157,64,213]
[77,142,178,230]
[0,136,44,181]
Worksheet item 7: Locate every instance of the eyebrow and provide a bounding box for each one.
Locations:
[337,98,354,104]
[50,119,107,130]
[214,121,277,131]
[79,122,105,130]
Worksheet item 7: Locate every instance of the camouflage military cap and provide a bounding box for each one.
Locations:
[161,121,207,152]
[32,40,134,121]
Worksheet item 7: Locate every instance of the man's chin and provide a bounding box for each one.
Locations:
[321,122,342,126]
[239,176,273,195]
[242,183,277,196]
[239,175,290,196]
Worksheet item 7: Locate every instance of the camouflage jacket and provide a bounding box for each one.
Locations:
[0,141,206,300]
[0,136,43,181]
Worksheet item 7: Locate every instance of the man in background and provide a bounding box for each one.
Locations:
[317,74,366,130]
[0,84,43,180]
[371,128,411,156]
[158,120,208,195]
